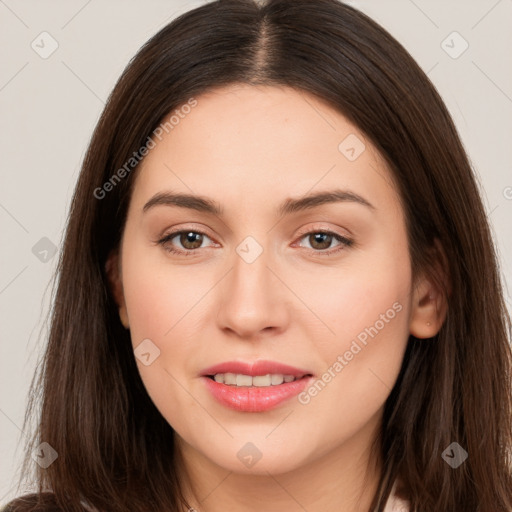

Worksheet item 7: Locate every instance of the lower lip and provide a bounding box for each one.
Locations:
[202,375,313,412]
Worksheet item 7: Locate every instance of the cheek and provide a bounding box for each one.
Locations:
[303,246,411,354]
[295,240,412,427]
[121,250,213,429]
[302,271,410,395]
[121,239,215,345]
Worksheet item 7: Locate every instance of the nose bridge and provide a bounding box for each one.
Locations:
[233,236,270,293]
[216,234,288,337]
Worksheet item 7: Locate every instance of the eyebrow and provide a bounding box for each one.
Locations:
[142,188,375,216]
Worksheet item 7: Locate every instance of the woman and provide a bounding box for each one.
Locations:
[3,0,511,511]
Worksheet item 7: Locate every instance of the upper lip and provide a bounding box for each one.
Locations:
[200,360,314,378]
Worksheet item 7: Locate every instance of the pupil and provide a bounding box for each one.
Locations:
[182,232,202,249]
[311,233,331,249]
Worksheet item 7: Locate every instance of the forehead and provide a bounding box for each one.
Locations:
[130,83,399,216]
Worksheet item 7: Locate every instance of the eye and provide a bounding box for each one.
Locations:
[295,230,353,255]
[157,229,216,256]
[156,228,354,257]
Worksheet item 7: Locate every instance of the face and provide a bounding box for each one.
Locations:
[109,84,438,477]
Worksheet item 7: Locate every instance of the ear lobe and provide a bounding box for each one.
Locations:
[409,239,450,339]
[105,250,130,329]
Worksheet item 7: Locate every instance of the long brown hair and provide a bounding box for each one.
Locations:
[5,0,512,511]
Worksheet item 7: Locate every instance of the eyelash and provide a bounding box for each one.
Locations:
[156,227,354,257]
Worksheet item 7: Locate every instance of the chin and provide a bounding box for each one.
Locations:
[189,433,316,476]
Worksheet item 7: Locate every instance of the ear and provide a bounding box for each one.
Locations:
[105,249,130,329]
[409,239,450,339]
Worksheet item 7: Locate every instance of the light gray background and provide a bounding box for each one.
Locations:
[1,0,511,504]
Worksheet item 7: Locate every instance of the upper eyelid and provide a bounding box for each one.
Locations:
[159,226,217,244]
[160,224,349,240]
[160,219,351,237]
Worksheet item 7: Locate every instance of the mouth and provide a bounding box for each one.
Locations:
[200,360,315,412]
[205,373,311,386]
[200,359,314,379]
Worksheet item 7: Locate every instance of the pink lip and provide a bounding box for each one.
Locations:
[202,375,314,412]
[200,360,314,413]
[200,360,313,378]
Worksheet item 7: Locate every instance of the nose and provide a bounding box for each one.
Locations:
[215,245,290,340]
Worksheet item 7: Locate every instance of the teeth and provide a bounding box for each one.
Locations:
[236,374,252,387]
[212,373,300,387]
[270,374,284,385]
[224,373,236,385]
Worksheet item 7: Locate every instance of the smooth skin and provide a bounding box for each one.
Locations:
[107,84,447,512]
